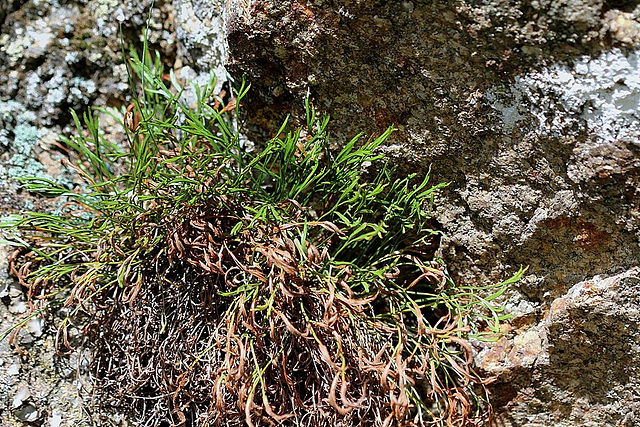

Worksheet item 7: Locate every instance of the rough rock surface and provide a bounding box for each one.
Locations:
[224,0,640,424]
[478,268,640,426]
[174,0,228,79]
[0,243,92,427]
[0,0,176,127]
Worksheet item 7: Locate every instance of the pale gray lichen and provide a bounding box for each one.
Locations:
[12,125,39,156]
[0,101,22,124]
[0,20,54,66]
[24,73,44,108]
[0,101,74,185]
[0,101,27,147]
[92,0,126,37]
[488,48,640,144]
[174,0,228,82]
[5,124,48,180]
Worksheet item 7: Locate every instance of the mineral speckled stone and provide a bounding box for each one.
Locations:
[224,0,640,423]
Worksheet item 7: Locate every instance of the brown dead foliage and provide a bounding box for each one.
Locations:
[6,126,496,427]
[28,196,491,427]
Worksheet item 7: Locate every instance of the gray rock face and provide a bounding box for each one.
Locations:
[0,0,177,127]
[224,0,640,423]
[173,0,228,80]
[0,245,92,427]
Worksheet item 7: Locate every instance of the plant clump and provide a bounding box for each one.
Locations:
[2,49,522,427]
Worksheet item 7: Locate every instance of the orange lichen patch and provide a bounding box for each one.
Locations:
[574,221,611,249]
[477,324,544,379]
[543,218,611,250]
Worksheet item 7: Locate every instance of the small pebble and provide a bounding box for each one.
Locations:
[27,317,43,337]
[50,410,63,427]
[9,300,27,314]
[12,383,31,408]
[8,283,22,298]
[401,1,415,13]
[14,403,39,422]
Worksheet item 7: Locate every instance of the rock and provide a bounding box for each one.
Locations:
[174,0,228,80]
[14,403,39,422]
[6,363,20,376]
[225,0,640,285]
[224,0,640,423]
[8,300,27,314]
[11,382,30,409]
[8,283,21,298]
[0,272,96,426]
[481,268,640,425]
[49,410,63,427]
[0,0,176,126]
[0,281,8,298]
[27,317,43,338]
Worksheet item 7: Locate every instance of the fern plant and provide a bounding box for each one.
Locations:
[1,46,523,427]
